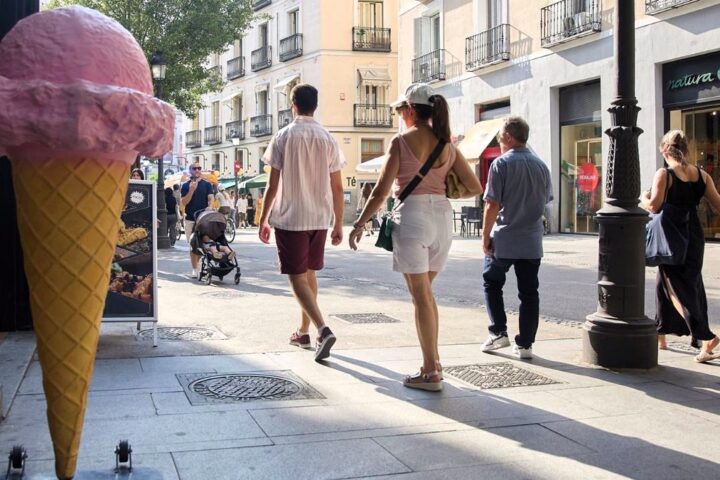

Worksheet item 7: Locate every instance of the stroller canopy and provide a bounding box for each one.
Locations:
[195,210,226,240]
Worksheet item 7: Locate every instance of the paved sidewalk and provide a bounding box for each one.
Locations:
[1,230,718,479]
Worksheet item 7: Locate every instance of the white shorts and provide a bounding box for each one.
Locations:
[391,194,453,274]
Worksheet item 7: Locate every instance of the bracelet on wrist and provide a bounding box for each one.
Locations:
[353,221,364,230]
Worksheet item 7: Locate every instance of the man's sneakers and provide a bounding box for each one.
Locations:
[289,330,311,348]
[481,332,511,352]
[513,344,533,360]
[315,326,336,362]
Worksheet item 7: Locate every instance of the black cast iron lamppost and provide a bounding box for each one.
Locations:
[582,0,657,369]
[151,51,171,249]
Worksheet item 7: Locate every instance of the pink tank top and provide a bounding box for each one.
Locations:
[393,136,456,198]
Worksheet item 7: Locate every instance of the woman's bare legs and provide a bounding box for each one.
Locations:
[663,271,719,354]
[404,272,439,374]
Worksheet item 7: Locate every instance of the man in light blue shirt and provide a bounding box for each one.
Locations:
[480,116,553,359]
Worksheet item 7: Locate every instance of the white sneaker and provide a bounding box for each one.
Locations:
[481,333,511,352]
[513,344,533,359]
[190,269,198,278]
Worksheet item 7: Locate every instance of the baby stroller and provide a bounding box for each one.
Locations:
[190,210,241,285]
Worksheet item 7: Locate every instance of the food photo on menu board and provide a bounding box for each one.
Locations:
[103,180,156,318]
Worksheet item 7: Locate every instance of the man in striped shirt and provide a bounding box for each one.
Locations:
[259,84,346,362]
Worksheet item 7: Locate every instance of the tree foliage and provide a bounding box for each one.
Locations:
[46,0,255,115]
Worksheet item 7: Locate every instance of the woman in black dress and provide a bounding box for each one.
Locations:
[642,130,720,363]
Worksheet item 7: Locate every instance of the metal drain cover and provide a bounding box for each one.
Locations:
[331,313,401,324]
[177,371,324,404]
[445,362,559,389]
[542,317,584,328]
[666,341,699,354]
[137,326,227,341]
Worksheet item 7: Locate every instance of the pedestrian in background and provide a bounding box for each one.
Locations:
[181,162,215,277]
[164,187,179,246]
[357,182,374,236]
[237,193,249,228]
[642,130,720,362]
[254,191,264,227]
[259,84,346,362]
[246,192,255,227]
[130,168,144,180]
[350,83,483,391]
[480,116,553,360]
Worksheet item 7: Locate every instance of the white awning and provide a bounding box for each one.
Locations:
[219,89,243,103]
[254,82,270,93]
[358,67,391,87]
[456,118,505,162]
[356,155,386,173]
[273,74,300,93]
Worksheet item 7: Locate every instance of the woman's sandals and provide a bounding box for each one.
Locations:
[403,369,443,392]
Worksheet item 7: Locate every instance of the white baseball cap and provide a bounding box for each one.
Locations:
[390,83,436,108]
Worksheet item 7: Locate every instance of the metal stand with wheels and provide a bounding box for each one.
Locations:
[6,445,27,479]
[114,440,132,473]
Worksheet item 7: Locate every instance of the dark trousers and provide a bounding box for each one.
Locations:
[483,256,541,348]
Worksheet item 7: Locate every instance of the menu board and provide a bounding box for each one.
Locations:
[103,180,158,321]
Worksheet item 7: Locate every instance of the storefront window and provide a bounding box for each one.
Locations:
[669,107,720,239]
[560,123,602,233]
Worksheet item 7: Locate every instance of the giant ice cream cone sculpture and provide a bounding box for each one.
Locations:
[0,7,173,479]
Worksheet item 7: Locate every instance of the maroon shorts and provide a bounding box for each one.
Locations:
[275,228,328,275]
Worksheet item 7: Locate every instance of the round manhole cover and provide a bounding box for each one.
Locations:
[189,374,304,400]
[137,327,220,341]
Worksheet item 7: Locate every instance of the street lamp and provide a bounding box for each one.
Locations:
[233,143,251,195]
[150,51,171,249]
[582,2,657,368]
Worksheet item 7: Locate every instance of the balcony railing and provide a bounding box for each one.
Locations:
[227,56,245,80]
[251,45,272,72]
[412,49,447,83]
[465,24,510,71]
[186,130,201,148]
[279,33,303,62]
[541,0,601,47]
[253,0,271,10]
[352,27,391,52]
[278,108,293,128]
[250,114,273,137]
[225,120,245,141]
[354,104,393,128]
[645,0,699,14]
[204,125,222,145]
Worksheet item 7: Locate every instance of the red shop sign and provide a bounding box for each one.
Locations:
[578,162,600,193]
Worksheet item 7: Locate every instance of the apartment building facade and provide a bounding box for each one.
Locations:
[399,0,720,239]
[184,0,399,222]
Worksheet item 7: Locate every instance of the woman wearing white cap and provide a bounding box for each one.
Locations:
[350,83,483,391]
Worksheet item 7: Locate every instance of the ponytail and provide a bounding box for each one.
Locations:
[430,95,451,142]
[659,129,689,165]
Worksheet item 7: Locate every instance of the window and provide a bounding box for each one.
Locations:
[430,14,441,51]
[414,13,440,57]
[361,139,384,162]
[288,9,299,35]
[259,23,269,47]
[212,153,221,172]
[358,0,383,28]
[191,114,200,130]
[211,101,220,127]
[257,90,268,115]
[232,96,243,122]
[234,39,242,57]
[235,149,245,170]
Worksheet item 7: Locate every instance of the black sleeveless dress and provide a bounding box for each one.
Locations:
[655,167,714,341]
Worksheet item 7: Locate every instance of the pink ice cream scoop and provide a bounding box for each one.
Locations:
[0,7,173,480]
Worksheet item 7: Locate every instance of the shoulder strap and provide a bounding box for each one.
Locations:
[396,140,447,204]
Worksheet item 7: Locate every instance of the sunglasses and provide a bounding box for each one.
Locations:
[190,166,202,171]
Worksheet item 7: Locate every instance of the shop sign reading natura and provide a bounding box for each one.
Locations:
[666,69,720,91]
[663,52,720,108]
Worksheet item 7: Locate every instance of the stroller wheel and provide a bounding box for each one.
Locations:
[196,269,204,281]
[219,276,224,282]
[205,272,212,285]
[234,273,241,285]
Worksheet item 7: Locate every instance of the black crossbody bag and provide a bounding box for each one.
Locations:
[375,139,447,251]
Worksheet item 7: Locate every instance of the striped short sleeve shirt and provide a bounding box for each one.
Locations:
[262,115,346,231]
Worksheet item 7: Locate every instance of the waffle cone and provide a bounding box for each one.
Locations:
[11,155,130,479]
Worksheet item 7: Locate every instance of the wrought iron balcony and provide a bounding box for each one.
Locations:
[412,49,447,83]
[354,104,393,128]
[225,120,245,141]
[352,27,391,52]
[251,45,272,72]
[541,0,601,47]
[186,130,201,148]
[645,0,699,14]
[253,0,271,11]
[279,33,303,62]
[465,24,510,71]
[204,126,222,145]
[227,56,245,80]
[250,114,273,137]
[278,108,293,128]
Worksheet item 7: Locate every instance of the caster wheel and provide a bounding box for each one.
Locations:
[196,269,203,282]
[234,274,241,285]
[205,273,212,285]
[9,444,27,469]
[219,276,224,282]
[115,439,132,471]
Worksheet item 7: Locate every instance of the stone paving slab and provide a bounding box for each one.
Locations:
[14,452,179,480]
[6,392,155,422]
[172,438,411,480]
[0,332,35,418]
